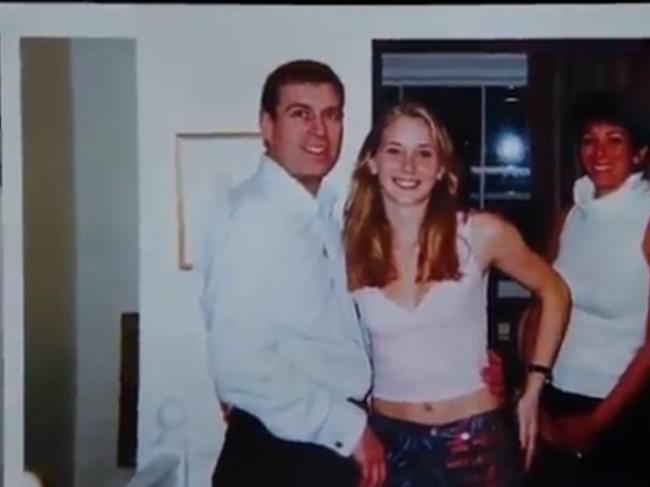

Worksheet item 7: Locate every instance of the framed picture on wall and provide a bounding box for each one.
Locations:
[175,131,262,270]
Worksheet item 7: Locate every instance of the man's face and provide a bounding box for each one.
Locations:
[260,83,343,192]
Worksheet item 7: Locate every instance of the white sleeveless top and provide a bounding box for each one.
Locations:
[353,215,490,402]
[553,172,650,398]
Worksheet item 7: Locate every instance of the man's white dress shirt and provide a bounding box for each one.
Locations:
[199,154,372,457]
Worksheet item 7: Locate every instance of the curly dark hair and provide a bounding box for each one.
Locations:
[570,90,649,150]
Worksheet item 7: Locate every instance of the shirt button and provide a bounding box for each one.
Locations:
[335,441,343,448]
[322,246,329,258]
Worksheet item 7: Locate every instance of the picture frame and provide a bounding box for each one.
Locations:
[174,131,262,270]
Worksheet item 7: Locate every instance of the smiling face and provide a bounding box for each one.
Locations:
[579,121,647,197]
[344,102,463,289]
[260,82,343,194]
[367,115,444,209]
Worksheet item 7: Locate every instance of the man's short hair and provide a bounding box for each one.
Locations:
[260,59,345,118]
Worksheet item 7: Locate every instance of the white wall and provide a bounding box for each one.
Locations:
[70,38,138,487]
[4,4,650,487]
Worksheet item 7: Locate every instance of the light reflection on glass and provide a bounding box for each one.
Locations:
[495,132,525,164]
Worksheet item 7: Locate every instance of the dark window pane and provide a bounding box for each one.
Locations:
[467,170,482,206]
[484,199,536,246]
[375,86,401,116]
[485,87,529,168]
[483,170,531,198]
[467,168,531,207]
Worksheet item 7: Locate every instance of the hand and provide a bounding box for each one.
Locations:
[550,413,600,454]
[516,390,540,470]
[352,426,386,487]
[481,350,506,400]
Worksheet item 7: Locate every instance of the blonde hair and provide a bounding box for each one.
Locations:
[343,101,462,291]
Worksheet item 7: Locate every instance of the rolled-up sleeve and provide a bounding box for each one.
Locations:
[200,216,366,457]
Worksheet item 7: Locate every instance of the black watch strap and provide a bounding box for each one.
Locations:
[527,363,553,383]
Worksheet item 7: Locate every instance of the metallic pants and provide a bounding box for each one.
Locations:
[369,407,524,487]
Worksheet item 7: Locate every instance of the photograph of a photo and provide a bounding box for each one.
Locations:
[3,5,650,487]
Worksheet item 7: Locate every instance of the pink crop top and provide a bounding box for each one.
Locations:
[353,215,489,402]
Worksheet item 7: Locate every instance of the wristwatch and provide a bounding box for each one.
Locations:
[527,363,553,383]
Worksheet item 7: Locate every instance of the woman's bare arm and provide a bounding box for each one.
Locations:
[519,207,571,364]
[473,211,570,395]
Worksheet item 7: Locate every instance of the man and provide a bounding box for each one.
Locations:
[199,59,386,487]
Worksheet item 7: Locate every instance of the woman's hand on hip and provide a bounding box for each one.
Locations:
[516,390,540,470]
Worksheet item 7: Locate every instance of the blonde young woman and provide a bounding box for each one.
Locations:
[343,102,570,486]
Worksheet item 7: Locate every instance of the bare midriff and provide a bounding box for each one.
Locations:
[371,387,502,425]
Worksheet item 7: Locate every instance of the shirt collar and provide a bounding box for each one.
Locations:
[573,171,648,210]
[256,153,339,220]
